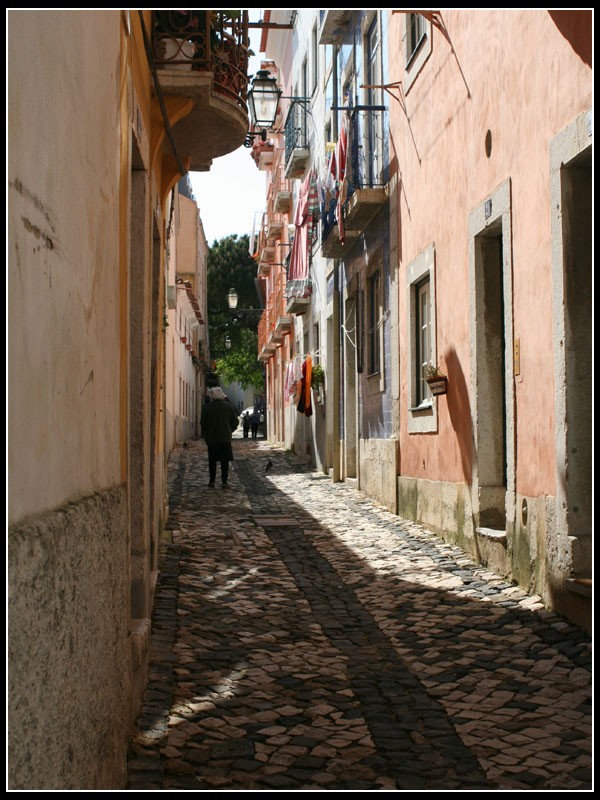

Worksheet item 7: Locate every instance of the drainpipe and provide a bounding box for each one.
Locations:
[332,263,341,482]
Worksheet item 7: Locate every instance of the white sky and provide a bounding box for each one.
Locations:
[189,22,267,246]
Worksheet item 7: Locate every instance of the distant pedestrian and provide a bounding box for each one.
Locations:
[250,409,260,439]
[200,387,239,488]
[242,411,251,438]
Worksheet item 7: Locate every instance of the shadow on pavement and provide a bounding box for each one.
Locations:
[127,439,591,791]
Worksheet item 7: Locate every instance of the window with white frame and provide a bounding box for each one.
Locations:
[407,243,438,432]
[415,278,431,406]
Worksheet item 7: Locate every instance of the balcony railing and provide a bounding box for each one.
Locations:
[152,10,250,170]
[273,274,294,335]
[284,101,310,179]
[322,107,387,252]
[153,10,249,107]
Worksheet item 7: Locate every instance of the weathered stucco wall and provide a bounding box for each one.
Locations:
[8,488,130,789]
[8,10,123,522]
[8,11,132,788]
[359,438,398,513]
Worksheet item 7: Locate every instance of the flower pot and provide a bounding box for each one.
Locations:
[158,36,195,70]
[427,376,448,396]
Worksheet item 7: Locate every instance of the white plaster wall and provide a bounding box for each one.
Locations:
[8,10,122,523]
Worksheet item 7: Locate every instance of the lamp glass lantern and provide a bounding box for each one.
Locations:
[248,69,281,130]
[227,288,238,310]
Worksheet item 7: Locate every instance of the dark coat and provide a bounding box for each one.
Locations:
[200,399,239,444]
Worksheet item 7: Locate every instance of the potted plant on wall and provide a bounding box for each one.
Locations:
[154,10,201,69]
[311,363,326,404]
[424,362,448,396]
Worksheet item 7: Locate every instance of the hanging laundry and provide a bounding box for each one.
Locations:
[288,170,318,301]
[335,116,348,245]
[285,357,302,402]
[297,355,313,418]
[322,110,350,246]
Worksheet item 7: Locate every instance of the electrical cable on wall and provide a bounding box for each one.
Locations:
[138,11,188,179]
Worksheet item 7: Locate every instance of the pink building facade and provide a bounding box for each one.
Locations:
[389,10,591,631]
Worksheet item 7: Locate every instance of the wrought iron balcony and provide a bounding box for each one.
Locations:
[285,278,312,316]
[321,107,388,256]
[284,101,310,179]
[153,10,250,171]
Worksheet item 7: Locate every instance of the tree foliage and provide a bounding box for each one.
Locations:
[207,234,264,390]
[214,328,264,391]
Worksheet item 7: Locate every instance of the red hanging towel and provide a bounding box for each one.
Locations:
[288,172,310,283]
[297,355,313,418]
[335,119,348,245]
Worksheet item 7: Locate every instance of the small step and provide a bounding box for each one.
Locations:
[566,578,592,599]
[476,527,507,546]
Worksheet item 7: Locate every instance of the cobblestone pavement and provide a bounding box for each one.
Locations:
[127,438,592,791]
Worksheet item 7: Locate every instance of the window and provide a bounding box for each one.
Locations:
[368,271,382,376]
[415,279,431,406]
[365,16,383,186]
[406,244,437,432]
[312,24,318,94]
[404,12,432,94]
[324,44,332,76]
[302,57,308,100]
[406,12,426,64]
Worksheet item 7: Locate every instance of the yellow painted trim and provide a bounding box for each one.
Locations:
[119,18,131,485]
[150,94,194,178]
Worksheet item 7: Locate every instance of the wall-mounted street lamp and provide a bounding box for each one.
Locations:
[244,69,282,148]
[227,287,264,313]
[248,69,282,128]
[227,287,239,309]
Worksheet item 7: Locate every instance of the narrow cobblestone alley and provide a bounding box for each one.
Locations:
[127,438,592,791]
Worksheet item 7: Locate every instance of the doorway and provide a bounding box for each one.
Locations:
[550,111,592,579]
[469,180,515,532]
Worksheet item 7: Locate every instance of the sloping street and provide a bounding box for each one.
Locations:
[127,438,592,791]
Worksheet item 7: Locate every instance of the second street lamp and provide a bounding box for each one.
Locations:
[227,288,239,310]
[227,287,263,313]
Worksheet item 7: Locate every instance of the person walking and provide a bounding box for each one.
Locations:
[200,387,239,488]
[250,409,260,439]
[242,411,251,439]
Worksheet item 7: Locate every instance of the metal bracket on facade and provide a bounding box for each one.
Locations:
[360,82,405,106]
[330,105,388,113]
